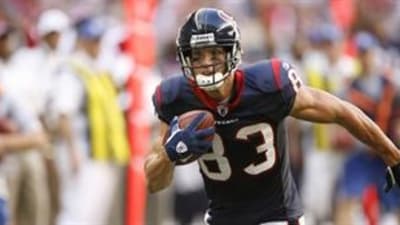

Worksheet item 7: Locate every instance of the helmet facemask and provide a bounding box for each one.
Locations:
[177,41,241,91]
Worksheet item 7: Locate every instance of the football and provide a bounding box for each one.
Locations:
[178,110,215,141]
[166,110,215,165]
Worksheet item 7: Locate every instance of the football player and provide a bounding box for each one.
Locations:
[145,8,400,225]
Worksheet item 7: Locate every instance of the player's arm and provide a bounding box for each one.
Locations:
[144,121,174,193]
[290,86,400,166]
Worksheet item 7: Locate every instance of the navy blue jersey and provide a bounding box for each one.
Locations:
[152,59,303,224]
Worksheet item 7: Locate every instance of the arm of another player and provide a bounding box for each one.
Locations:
[290,85,400,166]
[144,121,175,193]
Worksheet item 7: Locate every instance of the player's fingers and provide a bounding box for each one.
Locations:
[384,167,396,192]
[384,182,392,192]
[170,116,180,130]
[187,112,206,130]
[170,116,178,126]
[195,127,215,139]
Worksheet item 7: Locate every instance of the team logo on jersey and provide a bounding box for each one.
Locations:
[217,104,229,117]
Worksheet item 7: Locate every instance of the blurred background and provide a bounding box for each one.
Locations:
[0,0,400,225]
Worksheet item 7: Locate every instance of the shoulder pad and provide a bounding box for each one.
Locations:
[243,59,301,93]
[152,75,188,123]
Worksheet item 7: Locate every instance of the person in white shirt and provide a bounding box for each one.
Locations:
[54,16,129,225]
[33,9,72,224]
[0,91,49,225]
[0,19,52,225]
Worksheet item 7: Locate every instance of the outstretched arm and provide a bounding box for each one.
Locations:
[290,86,400,166]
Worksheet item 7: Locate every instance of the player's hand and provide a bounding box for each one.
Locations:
[384,162,400,192]
[164,113,215,162]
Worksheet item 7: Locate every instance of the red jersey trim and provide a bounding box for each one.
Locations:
[191,70,244,112]
[229,70,244,110]
[271,58,282,90]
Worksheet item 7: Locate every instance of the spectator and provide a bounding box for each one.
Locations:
[0,19,51,225]
[335,32,400,225]
[33,8,71,225]
[53,16,130,225]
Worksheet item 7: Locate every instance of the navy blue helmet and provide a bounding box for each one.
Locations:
[176,8,242,89]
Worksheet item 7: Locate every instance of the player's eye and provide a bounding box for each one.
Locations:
[191,52,200,61]
[211,48,225,59]
[191,56,201,64]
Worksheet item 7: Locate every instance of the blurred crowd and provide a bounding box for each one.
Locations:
[0,1,134,225]
[0,0,400,225]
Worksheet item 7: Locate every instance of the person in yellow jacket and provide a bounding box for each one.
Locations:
[51,16,130,225]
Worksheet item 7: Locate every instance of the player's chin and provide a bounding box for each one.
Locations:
[205,87,225,100]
